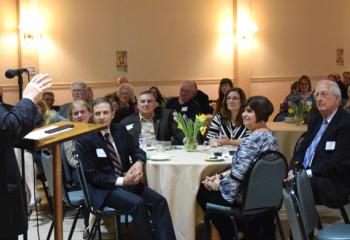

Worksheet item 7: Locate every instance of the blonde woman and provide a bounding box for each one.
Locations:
[117,83,137,114]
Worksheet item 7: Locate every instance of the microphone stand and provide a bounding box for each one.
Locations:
[17,72,28,240]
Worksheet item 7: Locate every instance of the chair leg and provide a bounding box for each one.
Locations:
[116,215,122,240]
[340,206,350,224]
[204,212,212,240]
[46,221,54,240]
[90,215,102,240]
[230,216,240,240]
[68,206,83,240]
[275,213,285,240]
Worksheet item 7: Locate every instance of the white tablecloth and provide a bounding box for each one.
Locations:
[145,147,230,240]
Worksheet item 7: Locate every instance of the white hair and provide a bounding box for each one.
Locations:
[318,80,341,97]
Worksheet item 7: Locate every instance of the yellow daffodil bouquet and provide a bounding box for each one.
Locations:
[288,99,312,125]
[174,112,207,151]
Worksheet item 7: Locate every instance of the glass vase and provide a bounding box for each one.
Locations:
[184,137,197,152]
[294,115,304,125]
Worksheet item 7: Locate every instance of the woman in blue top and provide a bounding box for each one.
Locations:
[197,96,279,240]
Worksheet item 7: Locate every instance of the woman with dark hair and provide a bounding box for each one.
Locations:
[215,78,234,115]
[282,75,314,113]
[149,86,165,107]
[205,88,248,146]
[197,96,279,240]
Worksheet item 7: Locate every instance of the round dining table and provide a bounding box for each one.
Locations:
[145,146,231,240]
[267,121,307,162]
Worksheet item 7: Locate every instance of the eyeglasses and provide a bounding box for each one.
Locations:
[314,91,332,98]
[72,110,88,117]
[72,89,84,93]
[227,97,240,101]
[139,99,154,104]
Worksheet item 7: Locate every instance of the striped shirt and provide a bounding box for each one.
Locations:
[220,130,279,203]
[204,113,249,144]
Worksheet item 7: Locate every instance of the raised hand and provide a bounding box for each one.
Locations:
[23,73,52,103]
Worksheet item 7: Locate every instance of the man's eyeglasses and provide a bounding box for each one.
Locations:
[314,91,332,98]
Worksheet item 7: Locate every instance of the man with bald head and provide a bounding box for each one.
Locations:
[117,76,128,86]
[166,81,201,120]
[289,80,350,208]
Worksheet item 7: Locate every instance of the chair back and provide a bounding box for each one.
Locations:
[76,159,94,213]
[41,149,55,197]
[242,150,288,212]
[61,144,74,188]
[41,148,80,205]
[282,187,309,240]
[295,170,321,234]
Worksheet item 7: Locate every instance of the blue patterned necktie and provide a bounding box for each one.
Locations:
[303,120,328,169]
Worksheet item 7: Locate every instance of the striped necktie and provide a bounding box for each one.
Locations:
[104,133,123,176]
[303,120,328,169]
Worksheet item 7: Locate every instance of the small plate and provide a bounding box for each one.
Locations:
[149,155,171,161]
[205,156,225,162]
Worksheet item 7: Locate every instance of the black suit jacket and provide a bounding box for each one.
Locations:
[291,107,350,207]
[120,107,184,145]
[194,90,212,114]
[166,97,201,120]
[0,99,41,237]
[75,123,146,210]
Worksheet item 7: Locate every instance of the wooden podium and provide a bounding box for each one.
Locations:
[24,121,106,240]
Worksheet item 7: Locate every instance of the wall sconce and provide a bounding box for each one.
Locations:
[236,14,258,49]
[19,8,44,44]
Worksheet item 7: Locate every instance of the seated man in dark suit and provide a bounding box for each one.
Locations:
[121,91,184,146]
[75,97,176,240]
[166,80,201,120]
[289,80,350,208]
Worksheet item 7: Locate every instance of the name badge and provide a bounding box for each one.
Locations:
[126,124,134,131]
[96,148,107,157]
[181,106,188,112]
[325,141,336,150]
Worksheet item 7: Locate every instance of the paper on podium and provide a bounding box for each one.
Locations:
[24,124,74,140]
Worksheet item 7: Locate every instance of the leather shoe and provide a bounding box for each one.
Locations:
[83,227,90,239]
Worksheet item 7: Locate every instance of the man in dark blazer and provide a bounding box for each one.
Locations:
[166,80,201,120]
[0,74,52,239]
[75,97,176,240]
[121,90,184,146]
[289,80,350,208]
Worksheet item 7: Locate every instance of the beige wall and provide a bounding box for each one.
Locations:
[35,0,233,104]
[249,0,350,117]
[1,0,350,117]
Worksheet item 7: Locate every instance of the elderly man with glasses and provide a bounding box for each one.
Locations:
[289,80,350,208]
[59,80,89,118]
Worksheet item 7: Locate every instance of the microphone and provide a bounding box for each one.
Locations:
[5,68,28,79]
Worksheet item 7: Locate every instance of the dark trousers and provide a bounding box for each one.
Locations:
[104,184,176,240]
[197,184,275,240]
